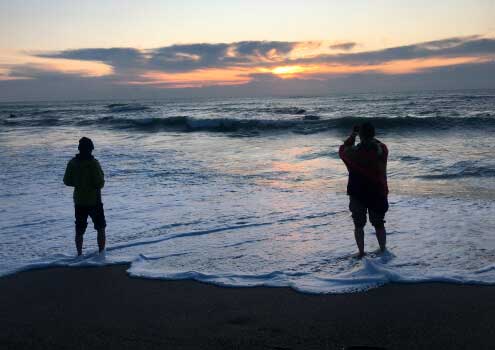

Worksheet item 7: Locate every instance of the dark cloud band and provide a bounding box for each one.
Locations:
[36,41,300,73]
[31,36,495,75]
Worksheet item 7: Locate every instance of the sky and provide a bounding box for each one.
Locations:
[1,0,494,101]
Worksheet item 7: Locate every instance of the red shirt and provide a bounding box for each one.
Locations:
[339,135,389,199]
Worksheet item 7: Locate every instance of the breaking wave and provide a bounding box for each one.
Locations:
[94,115,495,133]
[2,114,495,134]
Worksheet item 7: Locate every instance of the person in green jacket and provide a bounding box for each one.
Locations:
[64,137,106,256]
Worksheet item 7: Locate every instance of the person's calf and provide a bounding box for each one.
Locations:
[375,226,386,252]
[75,228,85,256]
[354,226,365,257]
[97,228,106,253]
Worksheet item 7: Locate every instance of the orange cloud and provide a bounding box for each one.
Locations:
[38,58,113,77]
[277,56,493,79]
[0,59,113,81]
[128,67,252,87]
[376,56,490,74]
[0,49,113,80]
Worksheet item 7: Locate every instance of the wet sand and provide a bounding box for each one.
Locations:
[1,264,494,349]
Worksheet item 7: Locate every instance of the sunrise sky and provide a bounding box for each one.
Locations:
[1,0,494,101]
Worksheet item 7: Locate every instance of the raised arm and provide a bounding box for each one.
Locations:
[339,127,359,164]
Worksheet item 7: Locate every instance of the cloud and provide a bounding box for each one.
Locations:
[6,64,78,79]
[34,41,300,74]
[145,41,297,72]
[4,62,113,80]
[329,42,357,51]
[300,36,495,65]
[147,43,229,72]
[233,41,295,57]
[36,48,144,75]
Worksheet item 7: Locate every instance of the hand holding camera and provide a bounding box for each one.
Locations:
[352,125,360,136]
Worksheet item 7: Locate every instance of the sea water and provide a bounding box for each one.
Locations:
[1,90,494,293]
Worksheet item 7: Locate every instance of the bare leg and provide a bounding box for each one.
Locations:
[97,228,106,253]
[75,228,85,256]
[354,226,365,258]
[375,227,386,252]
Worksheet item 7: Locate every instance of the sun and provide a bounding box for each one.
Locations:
[271,65,305,75]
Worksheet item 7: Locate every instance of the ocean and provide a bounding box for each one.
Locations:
[1,90,494,293]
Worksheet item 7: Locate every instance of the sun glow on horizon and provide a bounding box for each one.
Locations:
[271,65,306,76]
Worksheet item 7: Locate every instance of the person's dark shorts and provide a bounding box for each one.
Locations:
[75,203,106,232]
[349,195,388,229]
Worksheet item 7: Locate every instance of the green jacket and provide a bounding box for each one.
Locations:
[63,155,105,206]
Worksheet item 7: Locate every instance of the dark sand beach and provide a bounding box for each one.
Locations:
[1,264,494,350]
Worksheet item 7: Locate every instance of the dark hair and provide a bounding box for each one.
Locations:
[78,137,94,153]
[359,122,375,140]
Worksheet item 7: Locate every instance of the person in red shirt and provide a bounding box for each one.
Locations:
[339,122,388,258]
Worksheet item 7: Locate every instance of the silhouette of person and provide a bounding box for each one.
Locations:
[63,137,106,256]
[339,122,388,258]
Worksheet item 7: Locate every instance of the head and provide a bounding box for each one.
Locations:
[78,137,94,155]
[358,122,375,142]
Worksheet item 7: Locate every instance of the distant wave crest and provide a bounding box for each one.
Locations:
[2,114,495,134]
[106,103,151,112]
